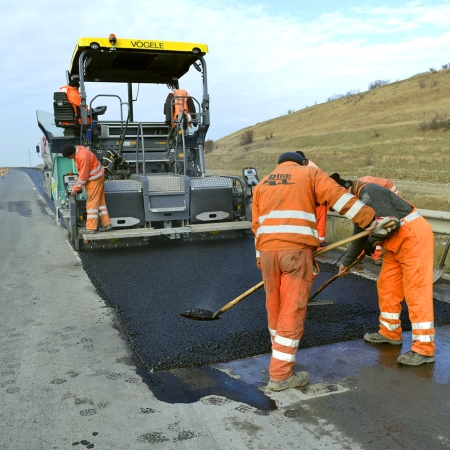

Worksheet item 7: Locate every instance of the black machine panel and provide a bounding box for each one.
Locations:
[190,177,234,223]
[104,180,145,227]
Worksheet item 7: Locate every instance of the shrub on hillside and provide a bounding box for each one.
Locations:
[420,113,450,131]
[265,130,273,140]
[239,130,254,146]
[204,139,215,154]
[327,89,360,102]
[368,80,390,90]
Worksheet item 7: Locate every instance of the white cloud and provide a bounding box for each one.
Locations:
[0,0,449,165]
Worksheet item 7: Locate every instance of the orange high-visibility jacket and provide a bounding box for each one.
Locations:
[172,89,191,118]
[306,159,327,243]
[72,146,105,193]
[252,162,375,251]
[359,175,399,195]
[59,86,90,124]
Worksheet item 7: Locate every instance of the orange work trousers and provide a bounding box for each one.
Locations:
[85,177,111,231]
[377,216,435,356]
[316,205,327,245]
[260,248,317,381]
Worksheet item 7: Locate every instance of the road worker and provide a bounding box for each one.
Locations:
[330,173,400,266]
[59,79,90,125]
[252,152,397,391]
[296,151,328,248]
[61,145,112,234]
[336,177,435,366]
[164,88,196,128]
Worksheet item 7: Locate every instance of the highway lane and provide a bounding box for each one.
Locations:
[2,168,449,450]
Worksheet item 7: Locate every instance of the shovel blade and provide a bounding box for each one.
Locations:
[179,308,220,321]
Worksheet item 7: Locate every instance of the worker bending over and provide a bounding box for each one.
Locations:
[61,145,112,234]
[335,176,435,366]
[252,152,396,391]
[330,173,400,265]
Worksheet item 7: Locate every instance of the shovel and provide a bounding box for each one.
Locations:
[433,237,450,283]
[180,225,386,321]
[309,253,365,301]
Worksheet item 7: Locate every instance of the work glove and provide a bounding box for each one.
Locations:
[338,264,349,277]
[366,216,399,237]
[256,257,261,270]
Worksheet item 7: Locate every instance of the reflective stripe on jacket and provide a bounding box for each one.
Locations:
[73,146,105,192]
[252,162,375,251]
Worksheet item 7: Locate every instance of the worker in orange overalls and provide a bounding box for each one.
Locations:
[296,151,327,248]
[61,145,112,234]
[59,79,90,125]
[164,89,196,128]
[330,173,400,266]
[337,178,435,366]
[252,152,396,391]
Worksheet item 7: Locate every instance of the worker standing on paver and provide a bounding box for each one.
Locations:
[330,173,400,266]
[59,79,90,125]
[296,151,328,248]
[61,145,112,234]
[336,177,435,366]
[252,152,397,391]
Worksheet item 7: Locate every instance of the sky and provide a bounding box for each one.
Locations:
[1,0,449,167]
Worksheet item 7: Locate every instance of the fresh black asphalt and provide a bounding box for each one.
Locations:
[23,168,450,374]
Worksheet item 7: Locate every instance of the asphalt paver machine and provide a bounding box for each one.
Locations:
[37,34,259,250]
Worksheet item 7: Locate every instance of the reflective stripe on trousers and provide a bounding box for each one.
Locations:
[260,248,315,381]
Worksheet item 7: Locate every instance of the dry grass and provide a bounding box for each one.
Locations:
[206,68,450,211]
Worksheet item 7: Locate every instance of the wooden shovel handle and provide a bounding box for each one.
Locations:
[313,219,396,257]
[309,253,365,301]
[212,281,265,317]
[212,220,396,318]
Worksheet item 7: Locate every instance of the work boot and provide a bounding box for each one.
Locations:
[99,224,113,232]
[364,332,402,345]
[371,259,382,266]
[84,229,97,234]
[398,351,435,366]
[268,372,311,392]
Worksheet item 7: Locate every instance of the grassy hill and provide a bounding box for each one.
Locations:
[205,68,450,212]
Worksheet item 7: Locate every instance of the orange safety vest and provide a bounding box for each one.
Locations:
[252,162,375,251]
[72,146,105,192]
[172,89,191,118]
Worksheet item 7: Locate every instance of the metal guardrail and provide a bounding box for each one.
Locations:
[328,209,450,236]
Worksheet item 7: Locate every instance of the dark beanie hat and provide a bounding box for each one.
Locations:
[61,145,76,157]
[278,152,305,166]
[330,172,353,189]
